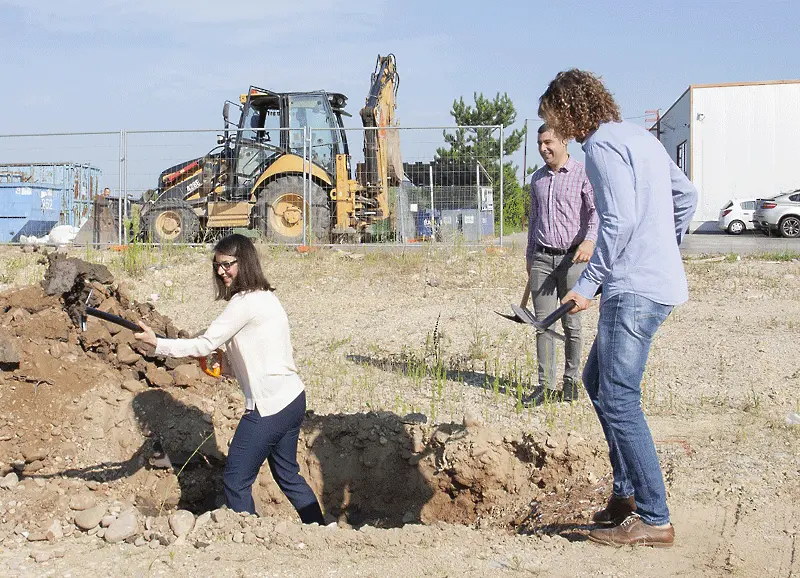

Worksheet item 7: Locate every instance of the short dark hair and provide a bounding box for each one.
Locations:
[212,234,273,300]
[537,123,551,135]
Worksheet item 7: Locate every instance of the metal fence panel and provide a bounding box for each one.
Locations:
[0,132,121,245]
[326,125,503,245]
[0,125,509,247]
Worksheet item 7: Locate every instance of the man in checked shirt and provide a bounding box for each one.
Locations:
[524,123,598,404]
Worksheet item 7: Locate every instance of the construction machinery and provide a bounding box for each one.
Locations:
[139,54,401,244]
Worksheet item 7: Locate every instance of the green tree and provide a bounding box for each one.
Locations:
[436,92,527,230]
[521,164,539,230]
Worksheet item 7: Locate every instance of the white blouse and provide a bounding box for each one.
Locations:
[155,290,304,416]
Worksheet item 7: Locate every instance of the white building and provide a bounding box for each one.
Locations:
[654,80,800,227]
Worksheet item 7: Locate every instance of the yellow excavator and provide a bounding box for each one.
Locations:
[139,54,401,244]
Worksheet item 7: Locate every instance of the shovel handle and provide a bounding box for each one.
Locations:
[537,300,576,329]
[84,307,165,338]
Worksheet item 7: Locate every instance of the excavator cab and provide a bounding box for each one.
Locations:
[221,88,350,242]
[228,87,348,189]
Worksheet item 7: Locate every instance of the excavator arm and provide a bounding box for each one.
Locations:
[359,53,401,195]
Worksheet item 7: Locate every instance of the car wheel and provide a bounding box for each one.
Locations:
[779,215,800,238]
[726,220,745,235]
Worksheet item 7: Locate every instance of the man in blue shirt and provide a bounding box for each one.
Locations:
[538,69,698,548]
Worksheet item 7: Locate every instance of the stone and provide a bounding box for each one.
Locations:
[0,331,20,369]
[145,366,173,388]
[169,510,195,538]
[121,379,146,393]
[69,494,96,511]
[243,531,257,544]
[21,444,49,463]
[463,410,481,428]
[0,472,19,489]
[172,363,202,387]
[104,509,139,543]
[32,551,52,563]
[101,515,116,528]
[116,344,141,365]
[46,520,63,542]
[74,505,106,530]
[194,511,211,530]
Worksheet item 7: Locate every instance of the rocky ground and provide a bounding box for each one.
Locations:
[0,241,798,577]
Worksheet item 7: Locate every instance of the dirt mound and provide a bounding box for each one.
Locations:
[0,254,610,551]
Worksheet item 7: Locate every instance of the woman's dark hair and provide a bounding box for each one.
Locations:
[212,234,273,300]
[538,69,622,141]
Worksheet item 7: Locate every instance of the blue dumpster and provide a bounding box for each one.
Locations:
[0,163,102,242]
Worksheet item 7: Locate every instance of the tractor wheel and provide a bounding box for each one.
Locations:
[145,201,199,243]
[255,177,331,244]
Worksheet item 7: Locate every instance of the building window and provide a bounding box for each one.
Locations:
[676,140,687,175]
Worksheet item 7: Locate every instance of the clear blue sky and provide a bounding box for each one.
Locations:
[1,0,798,188]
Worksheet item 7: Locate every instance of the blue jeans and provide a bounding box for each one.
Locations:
[224,391,324,524]
[582,293,673,526]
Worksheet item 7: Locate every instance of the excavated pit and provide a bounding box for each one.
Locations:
[0,252,610,536]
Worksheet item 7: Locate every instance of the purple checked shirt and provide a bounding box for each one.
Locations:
[526,156,598,268]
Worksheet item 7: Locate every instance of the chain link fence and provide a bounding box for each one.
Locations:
[0,125,512,247]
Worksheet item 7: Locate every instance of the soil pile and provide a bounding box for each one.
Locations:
[0,253,609,552]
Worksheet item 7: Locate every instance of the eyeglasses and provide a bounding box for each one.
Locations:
[212,259,238,271]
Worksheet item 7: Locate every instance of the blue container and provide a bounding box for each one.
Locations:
[0,163,102,242]
[0,183,61,242]
[415,208,441,238]
[480,210,494,236]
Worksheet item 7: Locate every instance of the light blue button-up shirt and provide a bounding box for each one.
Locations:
[572,121,698,306]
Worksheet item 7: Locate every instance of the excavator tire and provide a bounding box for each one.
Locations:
[144,200,199,243]
[255,176,331,244]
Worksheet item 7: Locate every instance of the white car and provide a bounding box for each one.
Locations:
[718,198,757,235]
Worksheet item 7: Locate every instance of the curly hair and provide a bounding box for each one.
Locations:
[538,69,621,141]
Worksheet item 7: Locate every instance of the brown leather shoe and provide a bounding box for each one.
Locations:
[588,514,675,548]
[592,495,637,525]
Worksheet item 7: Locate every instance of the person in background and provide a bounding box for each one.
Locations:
[135,233,326,525]
[538,69,698,548]
[524,123,597,404]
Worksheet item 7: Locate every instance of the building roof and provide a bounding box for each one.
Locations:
[651,79,800,130]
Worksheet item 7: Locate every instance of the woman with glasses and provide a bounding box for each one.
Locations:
[134,233,326,525]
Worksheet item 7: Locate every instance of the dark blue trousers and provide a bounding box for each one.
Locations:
[223,391,325,524]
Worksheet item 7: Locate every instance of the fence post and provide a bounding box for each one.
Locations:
[123,130,129,244]
[476,161,481,242]
[428,164,435,242]
[303,126,309,247]
[499,124,504,246]
[118,130,124,245]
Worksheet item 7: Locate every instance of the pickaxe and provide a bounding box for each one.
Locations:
[79,290,221,378]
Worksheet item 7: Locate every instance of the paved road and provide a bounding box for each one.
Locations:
[501,230,800,256]
[678,230,800,256]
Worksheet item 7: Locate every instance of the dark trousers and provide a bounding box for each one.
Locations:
[223,391,325,524]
